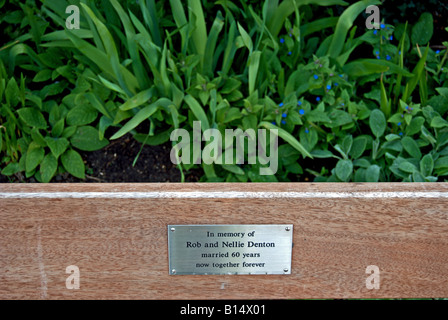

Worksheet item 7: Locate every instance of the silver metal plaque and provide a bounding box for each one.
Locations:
[168,224,293,275]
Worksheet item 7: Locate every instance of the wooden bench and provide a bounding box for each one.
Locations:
[1,183,447,299]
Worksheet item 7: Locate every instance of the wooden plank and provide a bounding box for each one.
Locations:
[0,183,447,299]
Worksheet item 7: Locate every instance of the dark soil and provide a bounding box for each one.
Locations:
[0,134,202,183]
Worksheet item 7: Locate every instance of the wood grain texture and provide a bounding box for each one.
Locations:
[0,183,447,299]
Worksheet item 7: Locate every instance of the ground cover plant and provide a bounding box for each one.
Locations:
[1,0,447,183]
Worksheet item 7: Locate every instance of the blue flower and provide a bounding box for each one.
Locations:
[282,113,287,118]
[405,105,409,110]
[390,36,393,41]
[386,55,391,61]
[279,102,284,107]
[339,74,344,78]
[436,50,441,54]
[288,51,292,56]
[376,56,380,59]
[375,51,380,55]
[272,121,276,125]
[327,84,332,90]
[373,30,378,35]
[298,101,302,106]
[316,97,321,102]
[281,120,287,125]
[399,132,403,136]
[334,83,339,87]
[299,109,305,115]
[314,74,319,80]
[398,122,402,126]
[380,23,385,29]
[399,51,401,55]
[305,128,310,134]
[280,38,285,44]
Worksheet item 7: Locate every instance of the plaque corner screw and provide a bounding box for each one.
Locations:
[170,227,176,232]
[283,268,289,273]
[285,226,291,231]
[171,269,176,274]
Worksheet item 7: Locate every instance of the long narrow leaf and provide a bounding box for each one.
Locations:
[259,122,313,159]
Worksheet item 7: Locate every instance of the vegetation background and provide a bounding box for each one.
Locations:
[1,0,447,183]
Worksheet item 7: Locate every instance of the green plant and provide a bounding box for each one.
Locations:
[0,0,109,182]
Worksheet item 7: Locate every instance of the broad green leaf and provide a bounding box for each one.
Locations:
[61,149,85,179]
[369,109,386,138]
[66,105,98,126]
[1,162,20,176]
[70,126,109,151]
[431,116,448,129]
[40,154,58,183]
[401,136,422,159]
[399,161,418,173]
[434,156,448,169]
[45,137,69,159]
[335,159,353,181]
[26,142,45,172]
[420,154,434,177]
[349,136,367,159]
[17,108,47,129]
[365,164,380,182]
[343,59,413,78]
[411,13,433,46]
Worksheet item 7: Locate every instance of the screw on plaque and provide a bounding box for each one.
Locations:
[283,268,289,273]
[171,269,176,274]
[170,227,175,232]
[285,226,291,231]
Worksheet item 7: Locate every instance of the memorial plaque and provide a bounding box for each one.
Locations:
[168,225,293,275]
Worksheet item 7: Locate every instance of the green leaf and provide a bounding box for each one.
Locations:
[259,122,313,159]
[430,116,448,129]
[420,154,434,177]
[26,142,45,172]
[365,164,380,182]
[111,98,174,140]
[248,51,261,95]
[343,59,414,78]
[184,95,210,131]
[406,116,425,136]
[119,88,155,111]
[401,136,422,159]
[61,149,85,179]
[399,161,418,173]
[17,108,47,129]
[328,0,381,59]
[222,164,245,175]
[1,162,20,176]
[71,126,109,151]
[369,109,386,138]
[45,137,69,159]
[349,136,367,159]
[434,156,448,170]
[66,105,98,126]
[40,154,58,183]
[411,12,434,46]
[335,159,353,181]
